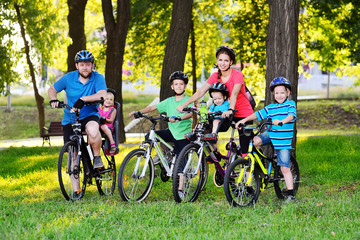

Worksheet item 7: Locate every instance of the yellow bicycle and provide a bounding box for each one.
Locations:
[223,119,300,207]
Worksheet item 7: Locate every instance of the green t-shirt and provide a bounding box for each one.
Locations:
[156,96,193,140]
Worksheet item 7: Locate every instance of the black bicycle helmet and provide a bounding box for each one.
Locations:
[209,82,229,99]
[169,71,189,84]
[269,76,292,91]
[75,50,95,63]
[216,46,235,63]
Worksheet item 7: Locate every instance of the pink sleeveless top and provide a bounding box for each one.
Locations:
[98,106,115,130]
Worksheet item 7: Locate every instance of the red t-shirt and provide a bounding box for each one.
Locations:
[207,69,253,118]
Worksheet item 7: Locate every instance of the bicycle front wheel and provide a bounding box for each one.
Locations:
[58,141,87,201]
[96,148,116,196]
[117,148,154,202]
[224,158,260,207]
[274,156,300,199]
[172,143,206,203]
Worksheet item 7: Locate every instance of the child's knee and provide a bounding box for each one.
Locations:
[253,136,262,147]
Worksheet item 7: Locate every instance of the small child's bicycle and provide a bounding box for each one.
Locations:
[172,107,240,203]
[57,101,116,201]
[117,112,179,202]
[223,119,300,207]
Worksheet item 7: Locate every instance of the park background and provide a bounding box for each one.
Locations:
[1,0,360,239]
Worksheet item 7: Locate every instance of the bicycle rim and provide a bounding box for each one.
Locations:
[96,148,116,196]
[224,158,260,207]
[118,149,154,202]
[172,144,205,203]
[58,141,87,201]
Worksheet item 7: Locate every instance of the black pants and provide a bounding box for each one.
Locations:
[217,117,254,155]
[62,115,100,143]
[145,129,189,157]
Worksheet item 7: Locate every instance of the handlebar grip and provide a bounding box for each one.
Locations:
[183,107,192,112]
[134,111,143,119]
[57,101,65,108]
[278,122,283,126]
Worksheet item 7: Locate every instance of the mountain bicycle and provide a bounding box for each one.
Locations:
[117,112,184,202]
[172,107,240,203]
[223,119,300,207]
[57,101,116,201]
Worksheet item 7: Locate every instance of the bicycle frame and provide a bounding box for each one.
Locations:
[137,129,176,178]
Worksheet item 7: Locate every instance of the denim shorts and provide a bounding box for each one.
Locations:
[257,131,291,168]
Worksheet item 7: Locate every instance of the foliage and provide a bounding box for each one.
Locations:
[0,136,359,239]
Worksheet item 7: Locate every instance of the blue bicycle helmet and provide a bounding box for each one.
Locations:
[216,46,236,63]
[169,71,189,84]
[270,76,291,91]
[209,82,229,99]
[75,50,95,63]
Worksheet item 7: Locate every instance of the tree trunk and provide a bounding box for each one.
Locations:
[266,0,300,150]
[102,0,130,143]
[190,17,197,128]
[159,0,193,129]
[15,3,45,136]
[160,0,193,102]
[67,0,88,72]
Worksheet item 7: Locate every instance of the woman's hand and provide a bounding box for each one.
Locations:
[176,105,185,113]
[235,120,246,129]
[222,110,233,118]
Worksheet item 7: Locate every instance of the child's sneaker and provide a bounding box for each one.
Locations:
[203,133,218,143]
[93,156,104,169]
[152,154,160,165]
[178,190,185,200]
[285,195,296,203]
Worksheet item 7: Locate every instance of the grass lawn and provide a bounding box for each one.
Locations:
[0,135,359,239]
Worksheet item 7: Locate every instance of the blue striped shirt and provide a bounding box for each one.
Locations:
[255,99,296,149]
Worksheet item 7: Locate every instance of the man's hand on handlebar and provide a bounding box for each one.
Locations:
[49,99,60,109]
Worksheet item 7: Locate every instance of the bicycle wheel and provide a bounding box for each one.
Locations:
[96,146,116,196]
[273,156,300,199]
[58,141,87,201]
[117,148,154,202]
[224,158,260,207]
[200,163,209,191]
[172,143,206,203]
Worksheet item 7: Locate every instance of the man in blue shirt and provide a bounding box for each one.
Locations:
[235,77,297,202]
[48,50,107,170]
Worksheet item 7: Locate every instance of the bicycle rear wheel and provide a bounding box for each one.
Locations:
[224,158,260,207]
[274,156,300,199]
[96,146,116,196]
[117,148,154,202]
[172,143,206,203]
[58,141,87,201]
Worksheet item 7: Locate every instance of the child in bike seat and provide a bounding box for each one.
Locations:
[98,88,118,156]
[202,82,230,143]
[235,77,297,202]
[129,71,193,160]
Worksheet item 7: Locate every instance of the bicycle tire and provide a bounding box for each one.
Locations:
[172,143,206,203]
[96,147,116,196]
[273,156,300,199]
[200,163,209,192]
[224,158,261,207]
[117,148,154,202]
[58,141,87,201]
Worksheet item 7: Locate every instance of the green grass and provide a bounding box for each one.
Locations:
[0,135,360,239]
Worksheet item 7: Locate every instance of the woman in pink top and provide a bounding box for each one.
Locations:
[177,46,254,155]
[98,89,118,155]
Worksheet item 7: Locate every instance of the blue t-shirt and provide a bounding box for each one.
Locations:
[54,70,107,125]
[209,101,230,120]
[256,99,296,149]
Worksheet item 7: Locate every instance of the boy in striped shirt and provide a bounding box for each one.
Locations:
[235,77,297,202]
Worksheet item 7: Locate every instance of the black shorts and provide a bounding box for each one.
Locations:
[62,115,100,143]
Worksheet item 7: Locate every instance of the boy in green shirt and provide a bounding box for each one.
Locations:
[129,71,193,161]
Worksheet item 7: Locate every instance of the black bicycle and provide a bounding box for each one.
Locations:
[57,101,116,201]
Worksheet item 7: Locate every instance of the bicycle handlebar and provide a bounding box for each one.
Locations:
[182,107,232,120]
[133,111,175,123]
[240,118,283,136]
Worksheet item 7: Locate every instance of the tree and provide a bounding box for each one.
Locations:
[159,0,193,101]
[67,0,88,72]
[266,0,300,149]
[102,0,131,143]
[11,0,59,135]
